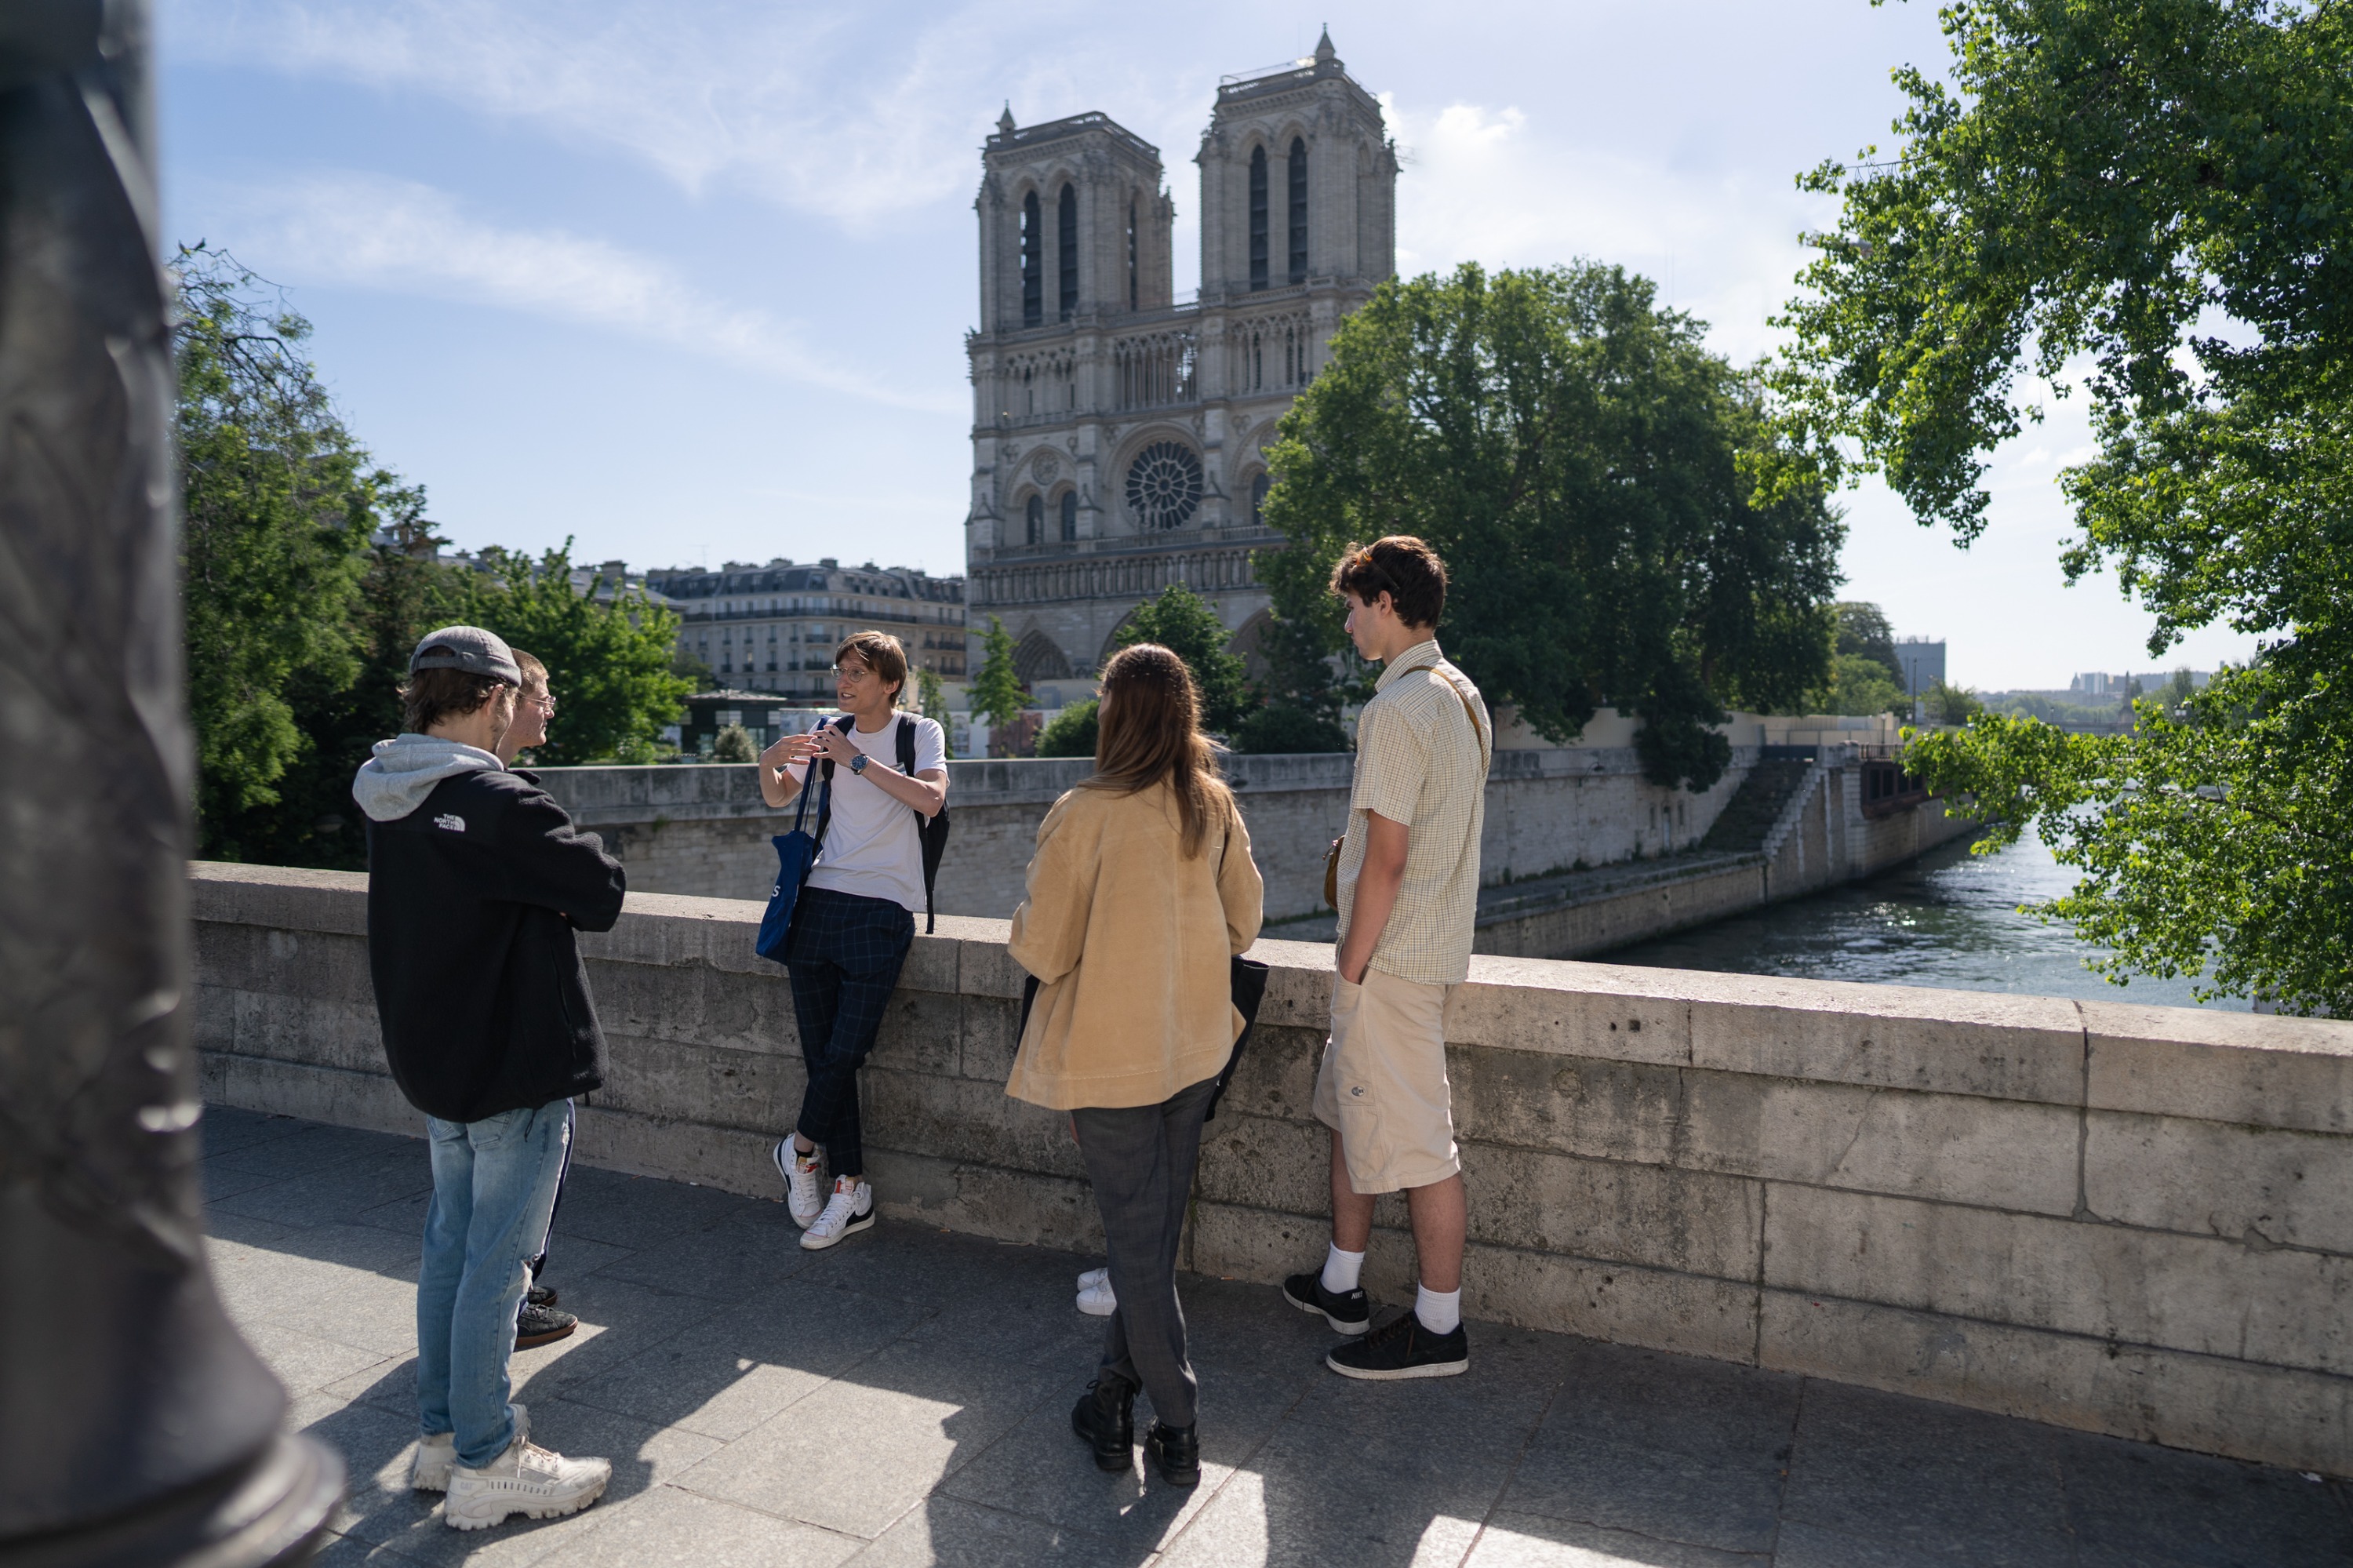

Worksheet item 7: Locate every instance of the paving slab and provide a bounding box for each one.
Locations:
[201,1111,2353,1566]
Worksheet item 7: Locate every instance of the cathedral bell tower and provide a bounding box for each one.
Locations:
[963,35,1395,705]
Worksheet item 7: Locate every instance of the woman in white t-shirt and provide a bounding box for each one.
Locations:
[754,631,949,1250]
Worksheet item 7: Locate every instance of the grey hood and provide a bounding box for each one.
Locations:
[351,734,504,822]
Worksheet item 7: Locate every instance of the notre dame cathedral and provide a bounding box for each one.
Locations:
[962,30,1397,697]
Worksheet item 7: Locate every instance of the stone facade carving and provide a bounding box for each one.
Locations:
[965,30,1398,697]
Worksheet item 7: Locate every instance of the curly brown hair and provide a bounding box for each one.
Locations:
[1329,535,1448,629]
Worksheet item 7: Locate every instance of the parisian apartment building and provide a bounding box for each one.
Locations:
[644,558,967,703]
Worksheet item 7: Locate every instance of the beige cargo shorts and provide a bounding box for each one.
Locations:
[1311,966,1460,1195]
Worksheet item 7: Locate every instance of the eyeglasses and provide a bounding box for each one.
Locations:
[526,693,556,715]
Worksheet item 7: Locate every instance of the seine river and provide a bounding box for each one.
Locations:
[1605,833,2244,1012]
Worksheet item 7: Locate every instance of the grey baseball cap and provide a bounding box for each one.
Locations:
[409,625,521,685]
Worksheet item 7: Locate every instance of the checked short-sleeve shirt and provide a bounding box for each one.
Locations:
[1333,638,1491,985]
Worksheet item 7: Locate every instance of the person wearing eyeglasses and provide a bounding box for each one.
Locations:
[492,652,581,1354]
[756,631,949,1250]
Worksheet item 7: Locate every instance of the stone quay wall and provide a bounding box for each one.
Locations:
[191,860,2353,1476]
[533,744,1969,959]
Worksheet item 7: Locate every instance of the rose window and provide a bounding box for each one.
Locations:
[1124,442,1203,529]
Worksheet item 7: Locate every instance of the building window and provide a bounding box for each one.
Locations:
[1127,199,1139,310]
[1020,190,1042,328]
[1288,137,1308,284]
[1026,493,1045,545]
[1248,146,1269,291]
[1250,471,1271,526]
[1057,182,1078,320]
[1126,442,1204,529]
[1060,490,1078,542]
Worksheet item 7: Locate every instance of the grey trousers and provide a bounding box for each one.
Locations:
[1071,1075,1219,1430]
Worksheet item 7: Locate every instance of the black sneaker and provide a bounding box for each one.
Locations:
[526,1282,558,1310]
[1144,1421,1199,1487]
[1282,1271,1371,1336]
[1070,1376,1136,1472]
[515,1301,578,1351]
[1325,1312,1467,1381]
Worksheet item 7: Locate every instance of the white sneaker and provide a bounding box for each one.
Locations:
[442,1435,610,1531]
[409,1403,529,1492]
[799,1177,875,1251]
[1076,1268,1116,1317]
[774,1138,824,1228]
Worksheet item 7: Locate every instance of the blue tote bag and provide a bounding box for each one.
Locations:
[755,769,831,963]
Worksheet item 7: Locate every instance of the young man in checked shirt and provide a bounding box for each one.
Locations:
[1282,537,1490,1379]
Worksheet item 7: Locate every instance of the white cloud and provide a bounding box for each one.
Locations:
[1387,96,1832,364]
[207,171,958,409]
[166,0,1162,229]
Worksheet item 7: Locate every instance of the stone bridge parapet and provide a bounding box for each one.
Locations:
[188,861,2353,1475]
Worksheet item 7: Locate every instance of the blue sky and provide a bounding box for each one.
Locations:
[156,0,2257,690]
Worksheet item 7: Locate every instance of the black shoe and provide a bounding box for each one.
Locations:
[1145,1421,1199,1487]
[1070,1377,1136,1472]
[1326,1311,1467,1381]
[526,1282,558,1310]
[515,1301,578,1351]
[1282,1271,1371,1336]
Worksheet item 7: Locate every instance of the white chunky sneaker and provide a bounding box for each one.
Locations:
[409,1404,528,1492]
[774,1137,825,1228]
[1076,1268,1116,1317]
[799,1177,875,1251]
[442,1435,610,1531]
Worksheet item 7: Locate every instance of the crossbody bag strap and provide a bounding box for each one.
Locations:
[1395,663,1489,770]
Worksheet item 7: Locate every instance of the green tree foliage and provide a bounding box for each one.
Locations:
[914,666,947,720]
[1264,262,1843,791]
[1779,0,2353,1011]
[1035,700,1099,759]
[1833,601,1904,683]
[1112,584,1253,736]
[1825,653,1907,717]
[711,723,758,762]
[176,246,388,857]
[1923,678,1985,727]
[969,616,1028,729]
[449,545,691,766]
[1231,592,1356,754]
[177,250,692,864]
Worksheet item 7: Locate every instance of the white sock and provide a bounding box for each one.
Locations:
[1320,1243,1365,1295]
[1415,1284,1461,1336]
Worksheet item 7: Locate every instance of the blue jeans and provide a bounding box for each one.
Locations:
[416,1101,572,1468]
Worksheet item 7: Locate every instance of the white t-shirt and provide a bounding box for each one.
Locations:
[786,713,948,913]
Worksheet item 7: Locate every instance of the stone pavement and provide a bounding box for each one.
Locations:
[202,1108,2351,1567]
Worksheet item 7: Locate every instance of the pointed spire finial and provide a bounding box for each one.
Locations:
[1314,25,1337,64]
[998,102,1016,135]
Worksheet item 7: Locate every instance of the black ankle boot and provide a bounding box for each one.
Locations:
[1145,1421,1199,1487]
[1070,1377,1136,1472]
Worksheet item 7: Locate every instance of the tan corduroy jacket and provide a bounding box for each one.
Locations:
[1005,779,1264,1111]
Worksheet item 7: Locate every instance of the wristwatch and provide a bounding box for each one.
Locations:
[849,754,869,775]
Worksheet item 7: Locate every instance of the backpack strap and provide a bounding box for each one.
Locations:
[898,714,947,936]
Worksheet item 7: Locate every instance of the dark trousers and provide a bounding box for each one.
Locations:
[786,886,915,1181]
[1071,1075,1219,1431]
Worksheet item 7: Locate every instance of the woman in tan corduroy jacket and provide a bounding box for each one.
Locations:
[1006,643,1262,1489]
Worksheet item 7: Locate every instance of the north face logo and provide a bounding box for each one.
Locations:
[433,813,466,833]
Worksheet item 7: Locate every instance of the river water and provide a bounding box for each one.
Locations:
[1604,833,2244,1011]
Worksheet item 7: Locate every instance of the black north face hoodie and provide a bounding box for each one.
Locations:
[354,738,626,1123]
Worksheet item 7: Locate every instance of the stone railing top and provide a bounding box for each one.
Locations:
[189,861,2353,1133]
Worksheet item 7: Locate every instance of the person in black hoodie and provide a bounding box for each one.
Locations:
[352,626,624,1533]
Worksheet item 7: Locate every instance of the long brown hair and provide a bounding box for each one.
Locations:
[1082,643,1234,858]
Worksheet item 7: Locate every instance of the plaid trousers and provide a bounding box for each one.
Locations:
[785,886,915,1180]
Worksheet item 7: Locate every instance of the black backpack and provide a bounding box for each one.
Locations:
[816,712,952,933]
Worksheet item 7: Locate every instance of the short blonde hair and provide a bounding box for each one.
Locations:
[835,631,908,702]
[513,650,547,694]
